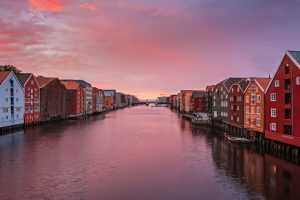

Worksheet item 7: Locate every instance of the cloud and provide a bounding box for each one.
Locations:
[28,0,64,12]
[79,2,97,11]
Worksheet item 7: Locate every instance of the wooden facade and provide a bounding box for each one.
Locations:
[265,51,300,147]
[36,76,67,121]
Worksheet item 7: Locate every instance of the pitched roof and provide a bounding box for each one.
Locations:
[16,73,32,86]
[238,78,251,92]
[288,51,300,66]
[0,71,11,85]
[75,80,91,87]
[255,78,271,91]
[61,80,80,90]
[223,77,244,91]
[36,76,57,88]
[205,85,215,92]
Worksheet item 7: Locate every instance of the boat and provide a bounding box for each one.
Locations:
[191,113,210,125]
[224,133,254,144]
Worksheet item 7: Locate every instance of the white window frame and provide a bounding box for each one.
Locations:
[296,77,300,85]
[271,108,276,117]
[256,107,261,115]
[246,96,249,103]
[275,80,280,87]
[270,93,276,101]
[257,95,261,103]
[270,123,276,131]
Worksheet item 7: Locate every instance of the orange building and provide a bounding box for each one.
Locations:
[244,78,271,134]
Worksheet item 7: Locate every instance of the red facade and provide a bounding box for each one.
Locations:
[92,87,99,113]
[17,74,41,124]
[190,91,207,112]
[265,52,300,147]
[228,83,247,129]
[36,76,67,121]
[61,81,84,116]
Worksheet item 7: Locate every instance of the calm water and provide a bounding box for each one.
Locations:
[0,106,300,200]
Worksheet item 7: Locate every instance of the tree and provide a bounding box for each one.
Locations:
[0,65,22,74]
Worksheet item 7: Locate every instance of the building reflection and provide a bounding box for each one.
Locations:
[191,125,300,200]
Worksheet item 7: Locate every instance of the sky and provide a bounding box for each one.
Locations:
[1,0,300,99]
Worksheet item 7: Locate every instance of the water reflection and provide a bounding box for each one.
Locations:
[0,107,300,200]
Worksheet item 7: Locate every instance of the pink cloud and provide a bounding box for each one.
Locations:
[28,0,64,12]
[79,3,97,11]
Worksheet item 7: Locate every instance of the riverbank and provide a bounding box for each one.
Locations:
[171,106,300,164]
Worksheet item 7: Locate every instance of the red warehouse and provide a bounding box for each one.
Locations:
[227,78,250,130]
[190,91,207,112]
[16,73,40,125]
[61,80,84,116]
[265,51,300,147]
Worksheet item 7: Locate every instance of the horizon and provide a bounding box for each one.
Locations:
[1,0,300,99]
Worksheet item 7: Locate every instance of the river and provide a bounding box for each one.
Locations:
[0,106,299,200]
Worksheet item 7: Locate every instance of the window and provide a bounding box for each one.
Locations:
[284,125,292,135]
[237,106,240,111]
[296,77,300,85]
[3,108,8,113]
[246,106,249,113]
[256,107,261,115]
[270,93,276,101]
[285,93,291,104]
[257,95,261,103]
[221,95,223,99]
[231,115,233,120]
[237,87,240,92]
[5,98,8,102]
[271,108,276,117]
[16,98,18,102]
[285,109,291,119]
[213,96,216,100]
[231,105,233,110]
[246,96,249,103]
[213,101,216,107]
[275,80,280,87]
[270,123,276,131]
[225,95,228,99]
[251,107,255,114]
[31,80,34,85]
[16,108,20,112]
[285,65,290,74]
[237,117,239,122]
[256,119,260,126]
[246,117,250,124]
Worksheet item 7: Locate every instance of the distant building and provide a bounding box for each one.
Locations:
[265,51,300,147]
[157,97,168,104]
[75,80,93,115]
[212,78,244,121]
[16,73,40,125]
[191,91,207,112]
[205,85,215,116]
[103,90,116,110]
[0,71,24,128]
[36,76,67,121]
[61,80,84,116]
[92,87,105,113]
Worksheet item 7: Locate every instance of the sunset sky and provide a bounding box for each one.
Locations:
[1,0,300,99]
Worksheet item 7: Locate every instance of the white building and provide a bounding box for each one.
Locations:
[0,71,24,128]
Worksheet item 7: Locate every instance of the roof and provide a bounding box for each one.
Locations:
[255,78,271,91]
[103,90,116,96]
[61,80,80,90]
[192,91,206,98]
[16,73,32,86]
[0,71,11,85]
[75,80,91,88]
[238,78,251,92]
[36,76,57,88]
[223,78,244,91]
[288,51,300,66]
[205,85,215,92]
